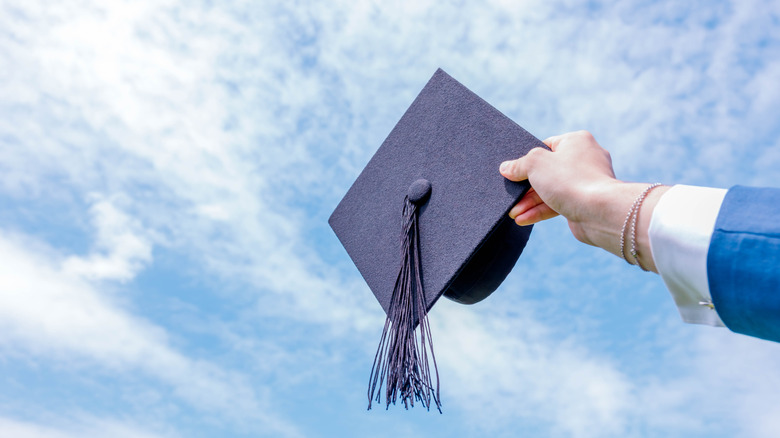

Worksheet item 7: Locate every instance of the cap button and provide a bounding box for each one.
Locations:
[407,178,432,204]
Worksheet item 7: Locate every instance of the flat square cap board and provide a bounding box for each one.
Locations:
[328,68,547,411]
[329,68,545,314]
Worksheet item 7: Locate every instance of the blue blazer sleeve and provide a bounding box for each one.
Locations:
[708,186,780,343]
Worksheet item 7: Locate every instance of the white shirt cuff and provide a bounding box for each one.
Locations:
[648,185,727,327]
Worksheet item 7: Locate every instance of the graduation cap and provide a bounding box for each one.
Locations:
[329,69,546,412]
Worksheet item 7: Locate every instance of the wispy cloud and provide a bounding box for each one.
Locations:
[433,301,634,437]
[62,198,152,281]
[0,223,298,436]
[0,415,172,438]
[1,0,780,436]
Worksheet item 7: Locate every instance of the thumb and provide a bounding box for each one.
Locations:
[500,155,531,182]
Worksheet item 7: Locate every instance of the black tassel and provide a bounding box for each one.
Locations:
[368,196,441,412]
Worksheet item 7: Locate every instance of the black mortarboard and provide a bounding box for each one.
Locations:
[329,69,546,412]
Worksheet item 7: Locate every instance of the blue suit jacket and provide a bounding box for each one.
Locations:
[708,186,780,343]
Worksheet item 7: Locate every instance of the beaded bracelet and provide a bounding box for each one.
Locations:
[620,183,663,271]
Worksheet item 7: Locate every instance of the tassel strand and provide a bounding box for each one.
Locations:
[368,196,441,412]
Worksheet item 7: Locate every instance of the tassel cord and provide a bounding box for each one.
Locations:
[367,197,442,413]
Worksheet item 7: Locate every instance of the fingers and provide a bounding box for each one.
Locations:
[514,204,559,226]
[542,135,563,151]
[508,188,559,225]
[544,130,594,151]
[508,187,542,218]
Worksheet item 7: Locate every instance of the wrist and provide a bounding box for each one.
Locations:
[572,181,669,272]
[570,179,627,250]
[631,184,669,272]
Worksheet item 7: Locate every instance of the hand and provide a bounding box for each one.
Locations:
[499,130,668,271]
[500,130,618,243]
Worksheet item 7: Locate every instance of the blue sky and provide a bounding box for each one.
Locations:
[1,0,780,437]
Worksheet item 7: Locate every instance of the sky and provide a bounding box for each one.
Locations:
[1,0,780,437]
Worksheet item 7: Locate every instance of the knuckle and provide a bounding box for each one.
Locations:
[574,130,594,140]
[526,147,548,168]
[526,147,544,161]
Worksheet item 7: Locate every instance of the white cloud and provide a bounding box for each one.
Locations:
[432,299,780,437]
[0,227,299,437]
[683,330,780,438]
[0,416,170,438]
[434,302,633,437]
[2,0,780,436]
[62,198,152,281]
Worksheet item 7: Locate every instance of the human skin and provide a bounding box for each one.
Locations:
[499,130,669,273]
